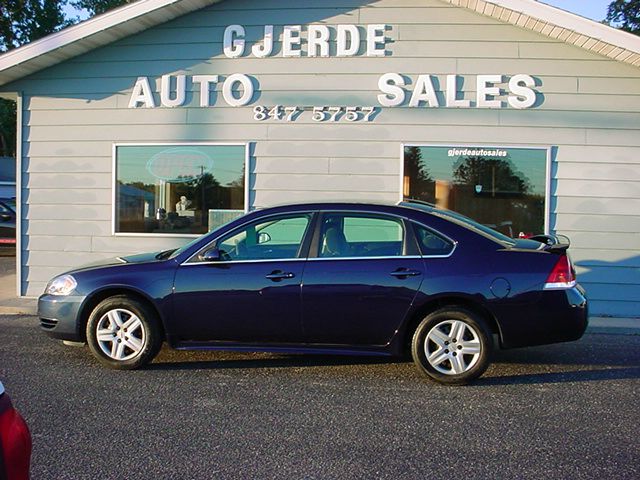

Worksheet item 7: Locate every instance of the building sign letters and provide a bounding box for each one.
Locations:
[128,24,540,115]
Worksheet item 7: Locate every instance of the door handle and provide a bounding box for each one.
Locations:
[265,271,295,280]
[390,269,422,278]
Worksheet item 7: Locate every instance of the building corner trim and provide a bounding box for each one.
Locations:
[15,91,23,297]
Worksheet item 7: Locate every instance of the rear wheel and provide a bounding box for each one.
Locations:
[86,295,162,370]
[411,307,492,385]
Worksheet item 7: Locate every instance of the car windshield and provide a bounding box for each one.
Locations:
[168,214,245,260]
[167,235,206,260]
[401,201,516,246]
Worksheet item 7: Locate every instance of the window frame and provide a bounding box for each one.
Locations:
[399,143,552,235]
[112,142,250,238]
[183,211,318,265]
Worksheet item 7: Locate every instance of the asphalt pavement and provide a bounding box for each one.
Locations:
[1,315,639,480]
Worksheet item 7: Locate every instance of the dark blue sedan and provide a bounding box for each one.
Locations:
[38,201,588,384]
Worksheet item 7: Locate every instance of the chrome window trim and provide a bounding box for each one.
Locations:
[182,257,308,266]
[420,246,456,259]
[308,255,423,262]
[182,254,424,266]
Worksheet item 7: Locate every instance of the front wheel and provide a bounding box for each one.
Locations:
[411,307,493,385]
[86,295,162,370]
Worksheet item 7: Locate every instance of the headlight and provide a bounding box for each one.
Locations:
[45,274,77,296]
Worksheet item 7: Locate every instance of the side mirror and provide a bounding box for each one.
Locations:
[199,248,221,262]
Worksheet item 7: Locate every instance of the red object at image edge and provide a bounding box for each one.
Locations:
[0,394,32,480]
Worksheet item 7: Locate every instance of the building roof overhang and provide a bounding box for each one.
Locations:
[0,0,222,87]
[0,0,639,89]
[445,0,640,67]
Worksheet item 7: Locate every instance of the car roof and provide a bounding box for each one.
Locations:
[250,201,520,248]
[256,199,436,214]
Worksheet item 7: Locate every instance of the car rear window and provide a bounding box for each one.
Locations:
[433,209,516,246]
[402,202,516,246]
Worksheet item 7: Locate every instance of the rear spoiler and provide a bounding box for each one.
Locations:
[529,234,570,254]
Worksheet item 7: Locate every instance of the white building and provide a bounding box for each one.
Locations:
[0,0,638,318]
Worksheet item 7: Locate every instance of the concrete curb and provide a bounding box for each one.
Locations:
[0,305,37,315]
[587,317,640,336]
[0,297,37,316]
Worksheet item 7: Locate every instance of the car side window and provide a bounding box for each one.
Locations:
[215,214,312,261]
[319,214,405,258]
[412,223,454,256]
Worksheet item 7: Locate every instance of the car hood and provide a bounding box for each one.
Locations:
[119,251,167,264]
[71,251,167,272]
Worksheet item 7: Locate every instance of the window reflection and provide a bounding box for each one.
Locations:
[404,146,547,238]
[115,145,246,234]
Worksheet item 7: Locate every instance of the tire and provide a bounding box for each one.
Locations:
[86,295,163,370]
[411,307,493,385]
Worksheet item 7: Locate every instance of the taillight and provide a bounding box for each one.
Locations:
[544,254,576,290]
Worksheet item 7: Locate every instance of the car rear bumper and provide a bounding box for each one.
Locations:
[495,285,588,349]
[37,294,85,341]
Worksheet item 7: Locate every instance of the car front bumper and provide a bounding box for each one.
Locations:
[38,294,86,341]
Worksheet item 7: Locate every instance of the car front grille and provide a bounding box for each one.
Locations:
[39,318,58,330]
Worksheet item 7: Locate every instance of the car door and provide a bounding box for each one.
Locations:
[172,212,315,343]
[301,212,424,346]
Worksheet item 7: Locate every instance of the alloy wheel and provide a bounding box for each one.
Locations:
[95,308,146,361]
[424,320,482,375]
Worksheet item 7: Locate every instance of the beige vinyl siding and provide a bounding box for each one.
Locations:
[3,0,639,316]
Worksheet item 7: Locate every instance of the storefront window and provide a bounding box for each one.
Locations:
[115,144,246,235]
[403,145,548,238]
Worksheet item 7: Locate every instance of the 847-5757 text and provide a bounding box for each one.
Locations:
[253,105,378,122]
